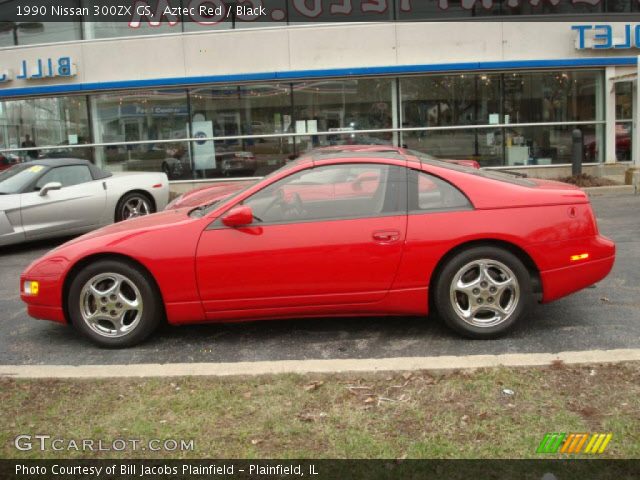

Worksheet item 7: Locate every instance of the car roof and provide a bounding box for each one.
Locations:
[310,151,406,162]
[23,157,112,180]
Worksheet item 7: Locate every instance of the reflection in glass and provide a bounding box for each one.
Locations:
[504,124,601,165]
[503,71,600,123]
[401,74,501,127]
[615,122,631,161]
[293,78,394,134]
[0,96,90,162]
[190,83,292,136]
[402,128,502,166]
[294,132,393,158]
[90,90,189,171]
[615,82,632,121]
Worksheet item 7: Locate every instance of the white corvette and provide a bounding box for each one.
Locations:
[0,158,169,247]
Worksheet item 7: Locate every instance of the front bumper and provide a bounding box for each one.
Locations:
[20,275,66,324]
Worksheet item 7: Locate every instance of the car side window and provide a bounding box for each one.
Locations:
[242,163,406,224]
[35,165,92,190]
[409,170,471,212]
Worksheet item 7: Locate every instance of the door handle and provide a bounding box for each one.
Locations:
[372,230,400,244]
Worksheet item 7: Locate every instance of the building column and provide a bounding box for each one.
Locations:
[634,57,640,168]
[604,66,616,164]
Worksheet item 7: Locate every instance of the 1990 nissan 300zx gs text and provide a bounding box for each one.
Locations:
[21,149,615,347]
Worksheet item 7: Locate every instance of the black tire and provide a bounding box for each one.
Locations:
[434,246,532,339]
[67,259,163,348]
[115,191,155,222]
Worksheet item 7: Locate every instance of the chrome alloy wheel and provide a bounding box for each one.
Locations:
[449,259,520,328]
[79,273,144,338]
[121,196,150,220]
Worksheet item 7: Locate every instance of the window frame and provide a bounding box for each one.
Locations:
[211,161,408,228]
[31,165,93,191]
[408,168,473,215]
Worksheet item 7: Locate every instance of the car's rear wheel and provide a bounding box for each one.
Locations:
[115,192,154,222]
[434,246,532,338]
[68,260,163,348]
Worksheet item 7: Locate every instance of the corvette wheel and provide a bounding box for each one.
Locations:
[434,246,531,338]
[68,260,163,348]
[115,192,153,222]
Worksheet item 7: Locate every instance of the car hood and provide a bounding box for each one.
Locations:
[64,208,194,246]
[168,180,254,209]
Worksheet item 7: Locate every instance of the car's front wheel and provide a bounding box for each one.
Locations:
[68,259,163,348]
[434,246,532,339]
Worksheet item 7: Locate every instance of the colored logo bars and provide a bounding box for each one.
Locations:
[537,433,613,454]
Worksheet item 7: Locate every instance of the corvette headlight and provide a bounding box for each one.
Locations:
[23,280,39,296]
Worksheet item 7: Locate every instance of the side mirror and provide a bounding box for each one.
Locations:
[38,182,62,196]
[222,205,253,227]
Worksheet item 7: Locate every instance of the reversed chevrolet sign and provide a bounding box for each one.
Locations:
[0,56,76,84]
[573,24,640,49]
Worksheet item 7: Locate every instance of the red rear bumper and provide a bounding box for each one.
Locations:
[540,235,615,303]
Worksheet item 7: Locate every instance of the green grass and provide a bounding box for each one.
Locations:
[1,362,638,459]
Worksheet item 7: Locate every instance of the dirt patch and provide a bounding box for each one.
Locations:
[556,174,620,187]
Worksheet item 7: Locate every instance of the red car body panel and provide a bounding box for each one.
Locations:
[21,148,615,329]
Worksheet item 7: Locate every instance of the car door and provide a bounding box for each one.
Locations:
[196,161,408,313]
[20,165,107,239]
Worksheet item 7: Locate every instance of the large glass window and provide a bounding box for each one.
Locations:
[293,78,394,134]
[400,70,604,166]
[401,74,501,127]
[615,82,632,161]
[90,90,189,172]
[190,83,293,177]
[0,96,90,162]
[0,68,610,177]
[503,71,599,123]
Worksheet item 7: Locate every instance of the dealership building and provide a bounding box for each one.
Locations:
[0,5,637,186]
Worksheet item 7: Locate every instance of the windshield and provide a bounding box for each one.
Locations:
[0,164,45,194]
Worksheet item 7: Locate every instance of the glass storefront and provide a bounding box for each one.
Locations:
[90,90,189,173]
[0,96,90,162]
[615,82,632,161]
[400,70,603,166]
[0,68,608,177]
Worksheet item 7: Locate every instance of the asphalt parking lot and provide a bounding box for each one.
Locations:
[1,192,639,366]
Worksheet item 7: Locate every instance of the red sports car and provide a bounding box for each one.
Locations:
[21,148,615,347]
[166,146,481,210]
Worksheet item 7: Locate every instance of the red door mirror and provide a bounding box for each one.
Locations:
[222,205,253,227]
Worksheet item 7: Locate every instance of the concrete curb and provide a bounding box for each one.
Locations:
[1,349,639,379]
[584,185,635,195]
